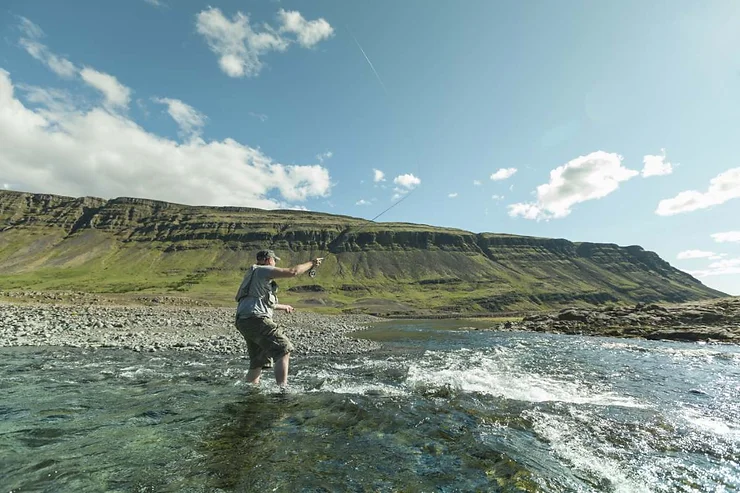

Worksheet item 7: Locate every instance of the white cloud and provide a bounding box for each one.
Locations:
[195,7,333,78]
[373,169,385,182]
[18,85,77,114]
[641,149,673,177]
[676,250,724,260]
[316,151,333,163]
[508,151,638,221]
[0,69,331,209]
[490,167,517,181]
[153,97,206,139]
[18,16,43,39]
[492,194,504,200]
[136,98,150,117]
[507,202,542,220]
[393,173,420,190]
[80,68,131,110]
[688,258,740,278]
[356,199,371,206]
[448,192,458,198]
[473,180,482,186]
[656,167,740,216]
[278,9,334,48]
[249,112,268,122]
[712,231,740,243]
[17,17,77,78]
[143,0,165,7]
[195,8,288,78]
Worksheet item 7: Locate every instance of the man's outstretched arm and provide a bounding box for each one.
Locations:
[270,258,323,279]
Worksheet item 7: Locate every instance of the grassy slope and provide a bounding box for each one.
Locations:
[0,191,725,315]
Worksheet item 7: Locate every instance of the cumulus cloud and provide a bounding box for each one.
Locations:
[492,194,504,200]
[688,258,740,278]
[356,199,371,206]
[712,231,740,243]
[448,192,458,198]
[0,69,331,209]
[390,173,421,201]
[508,151,638,221]
[278,9,334,48]
[195,7,333,78]
[677,250,724,260]
[373,169,385,182]
[195,8,288,78]
[80,68,131,110]
[507,202,541,220]
[490,167,517,181]
[153,97,206,139]
[641,149,673,177]
[393,173,421,190]
[17,17,77,78]
[656,167,740,216]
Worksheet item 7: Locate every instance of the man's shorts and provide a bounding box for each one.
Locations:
[235,316,295,370]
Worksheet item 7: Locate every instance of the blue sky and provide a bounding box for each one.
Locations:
[1,0,739,294]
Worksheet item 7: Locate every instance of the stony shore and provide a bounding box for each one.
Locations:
[2,292,739,354]
[0,300,383,355]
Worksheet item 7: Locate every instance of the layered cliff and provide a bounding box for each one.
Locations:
[0,190,725,314]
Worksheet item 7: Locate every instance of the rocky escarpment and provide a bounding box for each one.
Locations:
[501,297,740,342]
[0,190,726,313]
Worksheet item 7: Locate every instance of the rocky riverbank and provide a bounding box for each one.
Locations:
[2,291,739,352]
[0,301,382,355]
[502,297,740,343]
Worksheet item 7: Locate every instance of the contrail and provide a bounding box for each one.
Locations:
[347,27,387,94]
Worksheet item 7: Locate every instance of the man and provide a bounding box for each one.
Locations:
[234,249,323,388]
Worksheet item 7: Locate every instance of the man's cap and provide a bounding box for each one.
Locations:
[256,249,281,261]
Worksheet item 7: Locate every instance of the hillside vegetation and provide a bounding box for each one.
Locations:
[0,190,725,315]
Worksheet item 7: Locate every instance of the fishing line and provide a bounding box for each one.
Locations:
[308,26,423,278]
[347,26,388,96]
[308,188,417,277]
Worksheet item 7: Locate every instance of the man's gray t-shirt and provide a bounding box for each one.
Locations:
[235,265,278,319]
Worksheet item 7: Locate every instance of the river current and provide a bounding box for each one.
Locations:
[2,320,739,492]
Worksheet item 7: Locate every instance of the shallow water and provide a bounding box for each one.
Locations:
[1,321,739,492]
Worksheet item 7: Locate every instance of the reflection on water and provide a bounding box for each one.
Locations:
[1,322,739,492]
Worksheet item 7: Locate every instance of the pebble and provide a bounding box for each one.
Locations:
[0,302,383,355]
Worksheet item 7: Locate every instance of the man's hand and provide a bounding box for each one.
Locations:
[276,304,295,313]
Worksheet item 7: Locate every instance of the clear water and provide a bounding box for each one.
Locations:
[1,321,739,492]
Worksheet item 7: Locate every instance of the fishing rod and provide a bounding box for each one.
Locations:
[308,189,416,278]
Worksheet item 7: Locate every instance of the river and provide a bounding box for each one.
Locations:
[2,320,738,492]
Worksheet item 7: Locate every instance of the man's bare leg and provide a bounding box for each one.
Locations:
[274,353,290,386]
[246,367,262,384]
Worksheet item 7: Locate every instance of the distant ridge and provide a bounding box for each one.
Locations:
[0,189,725,315]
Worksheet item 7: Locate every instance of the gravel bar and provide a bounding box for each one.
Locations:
[0,302,384,355]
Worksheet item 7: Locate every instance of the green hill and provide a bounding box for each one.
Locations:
[0,190,725,315]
